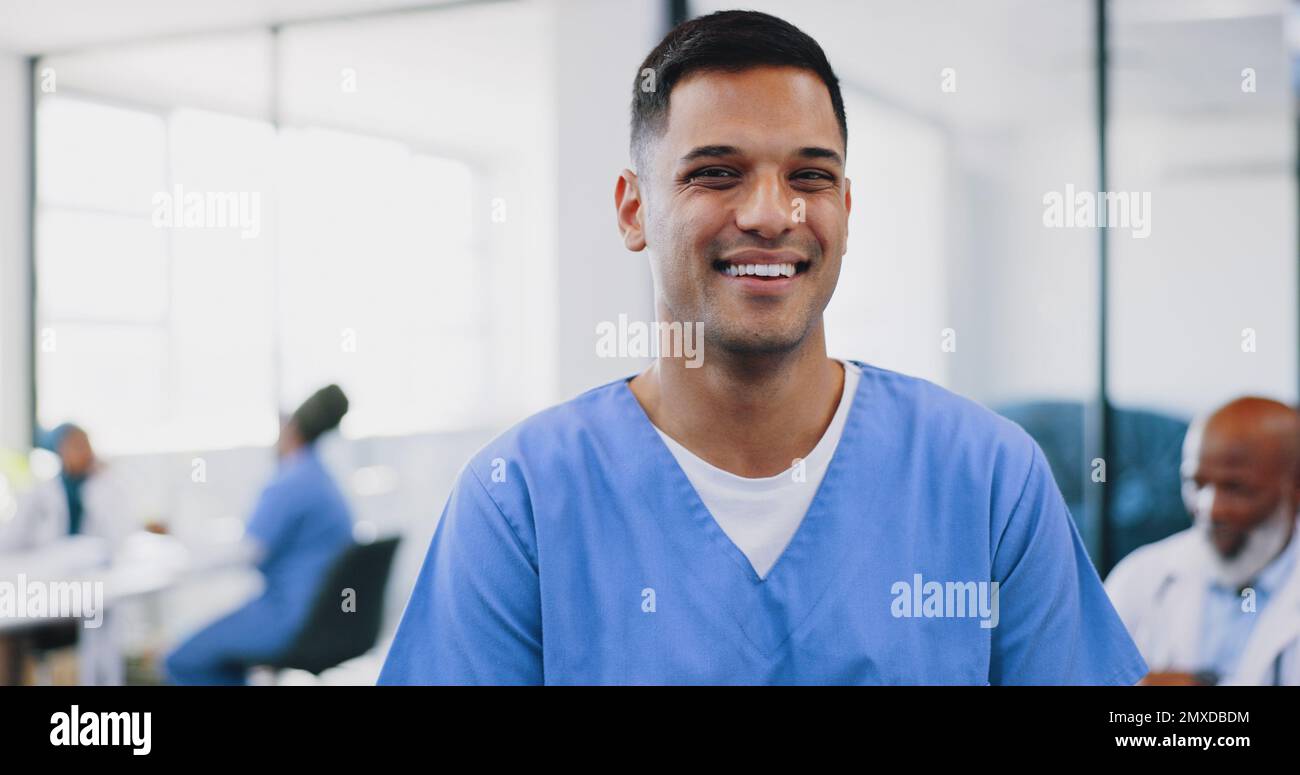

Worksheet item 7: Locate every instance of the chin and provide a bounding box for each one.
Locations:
[709,326,806,357]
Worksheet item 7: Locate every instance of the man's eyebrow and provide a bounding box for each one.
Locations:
[678,145,741,164]
[798,147,844,167]
[677,144,845,167]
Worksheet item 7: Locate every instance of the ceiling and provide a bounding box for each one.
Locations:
[5,0,1294,135]
[694,0,1293,127]
[0,0,459,55]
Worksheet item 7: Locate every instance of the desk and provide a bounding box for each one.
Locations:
[0,532,253,683]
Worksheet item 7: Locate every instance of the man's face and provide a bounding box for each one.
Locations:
[58,429,94,477]
[1186,420,1299,558]
[621,66,851,356]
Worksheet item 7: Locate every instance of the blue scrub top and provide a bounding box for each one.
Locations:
[245,445,354,636]
[379,361,1147,685]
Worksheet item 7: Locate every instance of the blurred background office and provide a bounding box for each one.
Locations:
[0,0,1295,684]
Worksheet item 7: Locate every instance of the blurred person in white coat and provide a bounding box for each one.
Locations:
[0,423,135,685]
[0,423,134,553]
[1105,397,1300,685]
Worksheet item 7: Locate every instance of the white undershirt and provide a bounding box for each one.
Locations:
[652,360,862,580]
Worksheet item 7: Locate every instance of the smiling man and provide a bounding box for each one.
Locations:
[378,10,1146,685]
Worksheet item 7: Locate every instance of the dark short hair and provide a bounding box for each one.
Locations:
[292,383,349,444]
[630,10,847,169]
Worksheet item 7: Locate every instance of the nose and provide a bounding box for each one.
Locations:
[1195,485,1242,545]
[734,169,795,241]
[1194,485,1236,529]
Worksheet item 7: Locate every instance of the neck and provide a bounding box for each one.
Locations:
[281,441,310,461]
[630,316,844,477]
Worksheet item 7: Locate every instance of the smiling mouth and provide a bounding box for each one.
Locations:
[712,260,811,279]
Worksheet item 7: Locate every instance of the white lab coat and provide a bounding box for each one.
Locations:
[0,469,135,554]
[0,469,135,685]
[1105,526,1300,685]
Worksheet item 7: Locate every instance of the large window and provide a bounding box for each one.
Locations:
[34,3,558,457]
[36,96,483,453]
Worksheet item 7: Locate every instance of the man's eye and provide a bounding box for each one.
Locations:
[688,167,736,180]
[794,170,834,182]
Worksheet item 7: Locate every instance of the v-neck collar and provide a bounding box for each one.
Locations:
[613,359,876,658]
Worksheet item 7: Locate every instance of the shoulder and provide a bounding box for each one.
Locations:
[25,475,64,502]
[271,449,332,485]
[446,378,633,523]
[81,467,132,509]
[1106,527,1198,589]
[855,361,1032,437]
[852,360,1043,476]
[462,377,631,481]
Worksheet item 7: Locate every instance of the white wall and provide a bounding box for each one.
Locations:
[0,54,29,451]
[824,90,950,386]
[1109,113,1297,416]
[551,0,661,399]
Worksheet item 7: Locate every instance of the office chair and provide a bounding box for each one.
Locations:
[996,401,1189,575]
[256,535,400,680]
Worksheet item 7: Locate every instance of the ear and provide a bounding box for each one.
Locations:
[842,176,852,253]
[615,169,647,252]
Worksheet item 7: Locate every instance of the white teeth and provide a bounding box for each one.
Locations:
[725,262,797,278]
